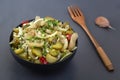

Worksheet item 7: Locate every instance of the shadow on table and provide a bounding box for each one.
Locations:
[22,61,73,76]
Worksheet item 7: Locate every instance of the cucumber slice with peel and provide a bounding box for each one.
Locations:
[60,52,72,61]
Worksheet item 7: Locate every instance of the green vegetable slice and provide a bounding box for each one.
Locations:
[60,52,72,61]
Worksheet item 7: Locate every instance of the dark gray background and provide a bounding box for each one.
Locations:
[0,0,120,80]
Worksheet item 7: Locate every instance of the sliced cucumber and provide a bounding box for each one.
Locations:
[31,48,42,57]
[60,52,72,61]
[49,49,59,57]
[19,53,27,59]
[52,42,63,50]
[46,54,58,63]
[14,48,24,54]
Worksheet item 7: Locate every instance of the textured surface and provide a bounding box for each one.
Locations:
[0,0,120,80]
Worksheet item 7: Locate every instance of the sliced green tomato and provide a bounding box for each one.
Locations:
[14,48,24,54]
[60,52,72,61]
[46,54,58,63]
[31,48,42,57]
[52,42,63,50]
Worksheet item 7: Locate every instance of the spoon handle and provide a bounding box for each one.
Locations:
[109,26,116,30]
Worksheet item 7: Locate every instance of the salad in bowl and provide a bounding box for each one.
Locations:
[10,16,78,65]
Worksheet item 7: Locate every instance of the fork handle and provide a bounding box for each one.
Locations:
[96,47,114,71]
[82,24,114,71]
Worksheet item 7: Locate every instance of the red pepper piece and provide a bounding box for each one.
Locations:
[66,34,72,41]
[39,57,48,64]
[21,20,29,25]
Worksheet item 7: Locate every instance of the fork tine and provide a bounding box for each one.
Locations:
[68,6,84,18]
[74,6,81,16]
[68,6,73,17]
[72,6,80,17]
[70,6,78,17]
[68,6,75,18]
[75,6,84,17]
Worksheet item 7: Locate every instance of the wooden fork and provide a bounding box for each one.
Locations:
[68,6,114,71]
